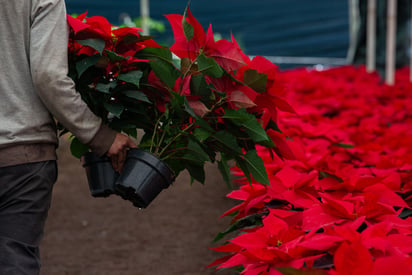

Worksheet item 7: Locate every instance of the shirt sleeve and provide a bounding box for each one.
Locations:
[29,0,116,156]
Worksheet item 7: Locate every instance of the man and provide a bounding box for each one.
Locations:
[0,0,136,273]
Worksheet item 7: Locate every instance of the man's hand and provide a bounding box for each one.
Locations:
[106,133,137,172]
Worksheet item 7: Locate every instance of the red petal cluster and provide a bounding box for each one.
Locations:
[165,9,246,71]
[67,12,161,77]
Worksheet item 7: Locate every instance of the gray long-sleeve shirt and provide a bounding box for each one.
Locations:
[0,0,116,166]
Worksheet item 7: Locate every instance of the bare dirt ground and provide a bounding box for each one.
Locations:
[40,138,237,275]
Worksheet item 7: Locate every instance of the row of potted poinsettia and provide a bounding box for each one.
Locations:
[209,66,412,274]
[64,10,295,208]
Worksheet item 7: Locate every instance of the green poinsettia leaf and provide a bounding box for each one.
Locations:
[70,137,89,159]
[95,81,117,94]
[190,74,212,98]
[105,49,128,62]
[193,127,212,142]
[118,70,143,87]
[149,59,181,89]
[237,150,269,185]
[334,143,355,149]
[399,208,412,219]
[243,69,268,93]
[266,120,283,133]
[213,211,265,242]
[183,96,196,117]
[186,163,205,184]
[103,102,124,118]
[77,39,105,54]
[123,104,148,115]
[242,119,274,146]
[197,54,224,78]
[75,55,101,78]
[209,131,243,155]
[223,109,273,145]
[121,128,138,139]
[235,156,252,183]
[122,90,151,103]
[195,117,215,133]
[217,153,232,189]
[183,140,210,163]
[137,46,173,61]
[182,7,194,41]
[168,92,184,115]
[223,108,252,122]
[108,119,138,134]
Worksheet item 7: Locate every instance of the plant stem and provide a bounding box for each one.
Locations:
[150,112,165,152]
[157,122,195,159]
[154,123,168,155]
[160,146,190,160]
[179,57,197,92]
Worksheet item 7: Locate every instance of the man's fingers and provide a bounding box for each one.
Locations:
[128,139,137,148]
[118,149,126,171]
[112,148,127,172]
[107,133,136,172]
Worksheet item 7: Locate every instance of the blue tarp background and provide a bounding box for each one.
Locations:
[65,0,350,67]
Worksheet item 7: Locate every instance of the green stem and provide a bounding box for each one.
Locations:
[159,146,190,161]
[179,58,197,92]
[150,112,165,152]
[154,123,168,155]
[157,122,195,159]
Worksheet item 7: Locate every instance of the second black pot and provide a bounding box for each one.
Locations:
[82,152,119,197]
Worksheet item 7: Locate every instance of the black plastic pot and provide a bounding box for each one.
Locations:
[82,152,118,197]
[114,149,174,208]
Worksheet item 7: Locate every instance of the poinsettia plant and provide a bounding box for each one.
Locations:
[65,8,294,185]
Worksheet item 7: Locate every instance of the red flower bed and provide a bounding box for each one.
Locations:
[210,66,412,274]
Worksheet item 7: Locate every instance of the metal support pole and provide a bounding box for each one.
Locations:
[366,0,377,72]
[385,0,397,85]
[140,0,150,35]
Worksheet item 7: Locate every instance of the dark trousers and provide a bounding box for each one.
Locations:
[0,161,57,275]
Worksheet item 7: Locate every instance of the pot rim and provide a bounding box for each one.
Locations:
[126,148,176,182]
[81,151,112,167]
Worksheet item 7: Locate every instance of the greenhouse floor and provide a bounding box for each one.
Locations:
[40,137,236,275]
